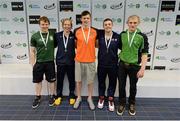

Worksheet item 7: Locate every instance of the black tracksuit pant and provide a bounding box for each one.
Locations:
[56,65,75,98]
[97,65,117,98]
[118,62,140,105]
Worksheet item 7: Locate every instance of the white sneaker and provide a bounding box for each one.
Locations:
[73,98,81,109]
[97,96,105,109]
[108,100,115,111]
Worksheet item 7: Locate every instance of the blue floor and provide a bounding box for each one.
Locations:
[0,95,180,120]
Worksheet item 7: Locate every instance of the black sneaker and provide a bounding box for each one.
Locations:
[49,95,55,106]
[32,96,41,109]
[117,104,125,115]
[128,104,136,116]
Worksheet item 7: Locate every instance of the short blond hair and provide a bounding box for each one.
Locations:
[127,15,140,24]
[61,18,73,28]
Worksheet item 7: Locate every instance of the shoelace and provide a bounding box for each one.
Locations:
[99,99,104,103]
[109,100,114,106]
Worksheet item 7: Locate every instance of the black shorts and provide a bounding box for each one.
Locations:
[33,61,56,83]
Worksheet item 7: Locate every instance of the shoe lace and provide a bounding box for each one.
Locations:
[130,104,135,110]
[99,96,104,103]
[119,105,124,110]
[109,101,114,106]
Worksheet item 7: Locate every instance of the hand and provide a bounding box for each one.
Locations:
[137,68,145,78]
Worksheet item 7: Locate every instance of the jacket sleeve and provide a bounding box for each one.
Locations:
[141,33,149,54]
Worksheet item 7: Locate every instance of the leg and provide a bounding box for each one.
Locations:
[67,65,75,98]
[128,66,140,105]
[118,63,128,105]
[73,62,83,109]
[97,66,107,97]
[107,66,117,111]
[56,65,66,98]
[87,62,96,110]
[32,63,44,109]
[117,63,128,115]
[45,62,56,106]
[107,66,117,98]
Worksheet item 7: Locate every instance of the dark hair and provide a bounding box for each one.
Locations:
[103,18,113,25]
[38,16,50,25]
[81,10,91,17]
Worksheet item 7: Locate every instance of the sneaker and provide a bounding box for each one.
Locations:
[117,104,125,115]
[32,96,41,109]
[87,98,95,110]
[128,104,136,116]
[108,97,115,111]
[54,97,62,106]
[97,96,104,109]
[49,95,55,106]
[69,98,75,105]
[73,98,81,109]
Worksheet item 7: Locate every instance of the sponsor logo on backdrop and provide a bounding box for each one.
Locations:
[154,66,166,70]
[175,31,180,35]
[94,17,121,23]
[2,54,13,59]
[173,43,180,48]
[16,43,27,47]
[76,3,89,9]
[145,3,157,8]
[0,30,11,35]
[1,43,12,49]
[12,17,24,22]
[48,17,56,23]
[145,66,151,70]
[15,30,26,35]
[0,17,9,22]
[171,58,180,63]
[94,4,107,9]
[0,3,8,9]
[143,30,153,37]
[161,1,176,12]
[28,4,40,9]
[169,68,180,70]
[143,17,155,22]
[112,18,122,23]
[156,56,167,60]
[17,54,28,60]
[94,17,104,22]
[29,15,40,24]
[44,3,56,10]
[160,17,173,22]
[110,3,123,10]
[76,15,81,25]
[159,31,171,36]
[11,2,23,11]
[156,44,168,50]
[128,3,140,8]
[60,1,73,12]
[175,15,180,26]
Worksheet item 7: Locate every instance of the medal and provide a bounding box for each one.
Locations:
[105,33,113,53]
[63,32,69,53]
[40,31,49,50]
[127,29,137,47]
[81,26,90,44]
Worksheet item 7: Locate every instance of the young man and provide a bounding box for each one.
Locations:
[117,15,149,115]
[97,18,119,111]
[54,18,76,105]
[30,16,56,109]
[73,11,97,110]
